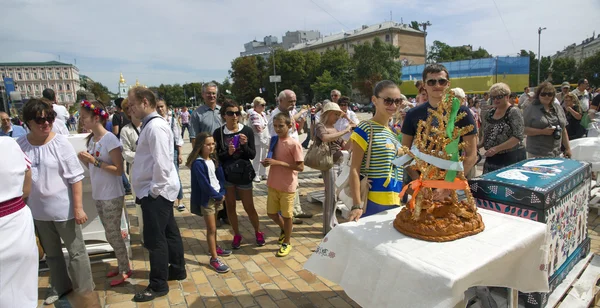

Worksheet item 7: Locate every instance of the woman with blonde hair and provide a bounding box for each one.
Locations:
[562,92,585,140]
[478,83,525,173]
[314,103,352,234]
[249,97,270,182]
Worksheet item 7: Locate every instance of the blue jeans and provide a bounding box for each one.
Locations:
[174,148,183,200]
[122,173,131,192]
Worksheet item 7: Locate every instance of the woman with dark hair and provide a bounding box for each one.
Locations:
[16,98,94,305]
[348,80,404,221]
[524,82,571,158]
[77,100,131,286]
[213,100,265,249]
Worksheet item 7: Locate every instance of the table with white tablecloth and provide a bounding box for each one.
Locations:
[304,207,549,308]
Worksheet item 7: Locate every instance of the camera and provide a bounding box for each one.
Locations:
[552,126,562,140]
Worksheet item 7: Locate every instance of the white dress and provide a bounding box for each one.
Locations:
[0,138,38,307]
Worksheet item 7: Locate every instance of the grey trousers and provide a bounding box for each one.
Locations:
[35,219,95,295]
[293,190,303,216]
[96,197,130,274]
[322,168,338,234]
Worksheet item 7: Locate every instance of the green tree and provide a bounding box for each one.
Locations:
[352,37,402,96]
[89,82,111,104]
[267,49,307,100]
[576,51,600,86]
[302,51,322,103]
[311,70,349,101]
[319,48,353,88]
[409,21,421,31]
[520,50,551,86]
[549,57,578,84]
[428,41,491,63]
[230,56,261,105]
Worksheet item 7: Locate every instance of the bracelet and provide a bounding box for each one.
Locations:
[94,159,102,168]
[351,205,363,211]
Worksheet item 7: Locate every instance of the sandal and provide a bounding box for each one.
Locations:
[110,270,133,287]
[106,269,120,278]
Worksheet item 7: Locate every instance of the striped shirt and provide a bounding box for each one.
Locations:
[350,120,403,206]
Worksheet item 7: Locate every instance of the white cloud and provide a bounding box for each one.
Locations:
[0,0,597,91]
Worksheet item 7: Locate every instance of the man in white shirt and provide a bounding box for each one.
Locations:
[157,99,185,211]
[128,87,185,302]
[334,96,358,141]
[573,78,590,112]
[42,88,70,135]
[267,90,312,223]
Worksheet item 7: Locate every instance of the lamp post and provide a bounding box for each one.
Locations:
[271,47,278,98]
[420,21,432,63]
[537,27,547,85]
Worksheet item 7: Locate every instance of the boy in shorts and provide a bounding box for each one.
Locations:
[262,112,304,257]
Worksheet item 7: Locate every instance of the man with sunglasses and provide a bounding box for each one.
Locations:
[0,111,27,138]
[401,64,478,195]
[573,78,590,112]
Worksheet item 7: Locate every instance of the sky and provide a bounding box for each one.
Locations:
[1,0,598,93]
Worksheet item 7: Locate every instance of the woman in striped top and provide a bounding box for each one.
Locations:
[348,80,404,221]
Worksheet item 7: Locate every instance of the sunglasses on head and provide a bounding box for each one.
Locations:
[225,111,241,117]
[380,97,403,106]
[539,92,554,97]
[425,78,449,86]
[34,115,55,124]
[491,94,506,100]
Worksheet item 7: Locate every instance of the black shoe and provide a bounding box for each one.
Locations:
[295,213,313,219]
[132,287,168,302]
[125,189,132,195]
[293,218,304,225]
[168,271,187,281]
[222,217,230,225]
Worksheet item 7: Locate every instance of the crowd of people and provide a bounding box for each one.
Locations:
[1,64,599,306]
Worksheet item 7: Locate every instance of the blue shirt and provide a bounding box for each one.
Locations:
[190,158,226,215]
[0,125,27,138]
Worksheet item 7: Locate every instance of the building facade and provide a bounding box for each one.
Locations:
[241,36,282,57]
[0,61,80,105]
[288,21,426,65]
[552,34,600,64]
[282,30,321,50]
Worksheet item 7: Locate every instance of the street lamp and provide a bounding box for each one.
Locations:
[419,21,432,63]
[537,27,547,85]
[271,47,278,98]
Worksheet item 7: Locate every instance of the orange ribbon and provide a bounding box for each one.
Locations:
[399,177,469,210]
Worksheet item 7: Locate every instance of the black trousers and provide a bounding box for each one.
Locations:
[141,195,185,292]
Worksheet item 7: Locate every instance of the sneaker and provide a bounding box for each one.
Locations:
[292,218,303,225]
[177,204,185,212]
[44,289,59,305]
[256,231,266,246]
[216,246,232,257]
[277,230,286,245]
[253,176,261,183]
[210,257,231,273]
[277,243,292,257]
[232,234,243,249]
[261,175,268,180]
[295,213,313,219]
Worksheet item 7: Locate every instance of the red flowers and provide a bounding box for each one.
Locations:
[80,100,108,119]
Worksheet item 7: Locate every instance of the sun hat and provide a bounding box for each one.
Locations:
[322,102,343,114]
[561,82,570,89]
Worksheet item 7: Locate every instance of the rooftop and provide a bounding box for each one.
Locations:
[0,61,75,67]
[288,21,423,51]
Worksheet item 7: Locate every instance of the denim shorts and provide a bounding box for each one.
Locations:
[224,180,253,190]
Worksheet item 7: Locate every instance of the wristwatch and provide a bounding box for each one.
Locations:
[351,205,363,211]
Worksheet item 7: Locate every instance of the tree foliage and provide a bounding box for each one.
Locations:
[409,21,420,31]
[352,37,402,96]
[311,70,349,101]
[576,51,600,86]
[230,56,261,105]
[428,40,491,63]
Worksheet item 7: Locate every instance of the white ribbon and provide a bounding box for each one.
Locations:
[392,146,464,171]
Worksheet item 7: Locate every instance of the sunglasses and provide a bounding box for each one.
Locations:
[338,103,348,106]
[425,78,449,86]
[380,97,404,106]
[539,92,555,97]
[491,94,506,100]
[225,111,242,117]
[34,115,55,124]
[259,104,266,107]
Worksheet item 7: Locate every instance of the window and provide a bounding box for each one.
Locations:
[47,73,51,79]
[41,73,45,80]
[66,84,71,91]
[60,94,65,102]
[35,84,39,90]
[27,85,31,92]
[34,73,38,79]
[385,34,391,42]
[9,73,13,78]
[64,72,69,79]
[67,94,72,101]
[59,84,63,91]
[18,73,22,79]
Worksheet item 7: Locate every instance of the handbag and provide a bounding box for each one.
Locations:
[336,121,374,213]
[304,123,334,171]
[220,127,256,185]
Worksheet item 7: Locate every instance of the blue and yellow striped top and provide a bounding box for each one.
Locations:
[350,120,403,206]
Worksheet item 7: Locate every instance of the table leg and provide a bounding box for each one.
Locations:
[507,288,518,308]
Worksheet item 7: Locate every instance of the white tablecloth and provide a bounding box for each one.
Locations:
[304,208,549,308]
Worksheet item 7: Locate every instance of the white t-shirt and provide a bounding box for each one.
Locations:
[52,119,70,135]
[86,133,125,200]
[203,158,221,192]
[17,134,85,221]
[334,110,359,141]
[53,104,69,123]
[0,138,31,203]
[268,108,299,141]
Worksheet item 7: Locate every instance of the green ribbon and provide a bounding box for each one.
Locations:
[444,96,461,182]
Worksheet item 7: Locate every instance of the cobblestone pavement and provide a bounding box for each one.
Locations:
[36,113,600,307]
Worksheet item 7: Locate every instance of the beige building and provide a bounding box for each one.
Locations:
[288,21,426,65]
[0,61,80,105]
[552,34,600,64]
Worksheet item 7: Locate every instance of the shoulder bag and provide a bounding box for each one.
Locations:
[220,127,256,185]
[304,123,334,171]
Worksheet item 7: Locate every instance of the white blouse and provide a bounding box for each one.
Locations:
[86,133,125,201]
[17,134,85,221]
[120,123,140,166]
[0,138,31,203]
